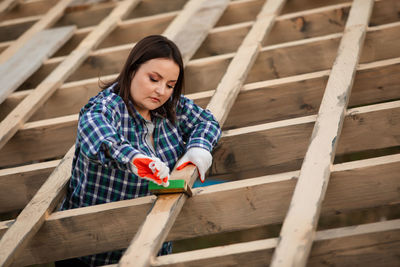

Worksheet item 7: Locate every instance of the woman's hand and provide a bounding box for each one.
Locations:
[131,154,170,187]
[176,147,212,182]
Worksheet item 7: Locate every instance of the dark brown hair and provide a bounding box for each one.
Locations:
[101,35,184,124]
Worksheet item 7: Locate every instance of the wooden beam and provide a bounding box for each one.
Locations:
[225,57,400,129]
[266,2,350,45]
[219,100,400,180]
[118,0,230,265]
[360,21,400,64]
[0,0,141,150]
[1,85,399,173]
[1,153,399,265]
[0,1,142,266]
[281,0,349,15]
[0,0,74,64]
[0,99,379,210]
[0,146,75,267]
[0,14,40,28]
[0,26,75,104]
[151,219,400,266]
[163,0,229,65]
[270,1,374,266]
[0,114,78,167]
[207,0,286,125]
[19,17,400,92]
[196,1,352,58]
[0,160,59,213]
[2,53,399,126]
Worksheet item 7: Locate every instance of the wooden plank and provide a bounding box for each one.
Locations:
[0,1,142,266]
[195,2,352,58]
[207,0,286,125]
[0,160,59,213]
[167,0,230,64]
[0,146,75,267]
[0,26,75,104]
[0,0,74,64]
[151,219,400,267]
[0,0,141,150]
[1,153,399,265]
[270,1,374,266]
[2,54,398,125]
[118,0,230,265]
[0,114,77,167]
[217,101,400,180]
[1,86,399,173]
[20,19,400,91]
[225,58,400,129]
[281,0,349,15]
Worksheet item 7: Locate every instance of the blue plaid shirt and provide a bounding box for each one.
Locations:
[60,84,221,265]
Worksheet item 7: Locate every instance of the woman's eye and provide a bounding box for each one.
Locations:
[167,85,174,89]
[149,76,157,82]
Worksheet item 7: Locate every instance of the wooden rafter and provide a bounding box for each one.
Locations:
[118,0,230,265]
[1,97,400,213]
[270,0,375,266]
[0,0,140,150]
[119,0,286,265]
[0,0,399,266]
[151,219,400,266]
[0,0,142,265]
[1,152,399,265]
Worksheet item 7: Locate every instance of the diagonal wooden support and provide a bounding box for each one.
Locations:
[0,1,142,266]
[118,0,286,266]
[270,0,375,266]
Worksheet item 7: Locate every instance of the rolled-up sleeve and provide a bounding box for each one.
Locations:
[177,96,221,152]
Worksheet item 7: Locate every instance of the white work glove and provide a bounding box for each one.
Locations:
[176,147,212,183]
[130,154,170,187]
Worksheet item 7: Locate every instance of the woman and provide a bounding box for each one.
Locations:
[58,35,221,266]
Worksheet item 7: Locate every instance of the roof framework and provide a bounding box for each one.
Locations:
[0,0,399,266]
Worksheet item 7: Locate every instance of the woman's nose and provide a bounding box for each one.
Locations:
[155,84,166,95]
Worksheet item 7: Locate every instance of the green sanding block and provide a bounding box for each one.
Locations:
[149,179,192,196]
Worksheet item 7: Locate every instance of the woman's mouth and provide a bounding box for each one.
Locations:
[150,97,160,103]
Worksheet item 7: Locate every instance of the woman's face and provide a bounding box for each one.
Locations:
[130,58,179,120]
